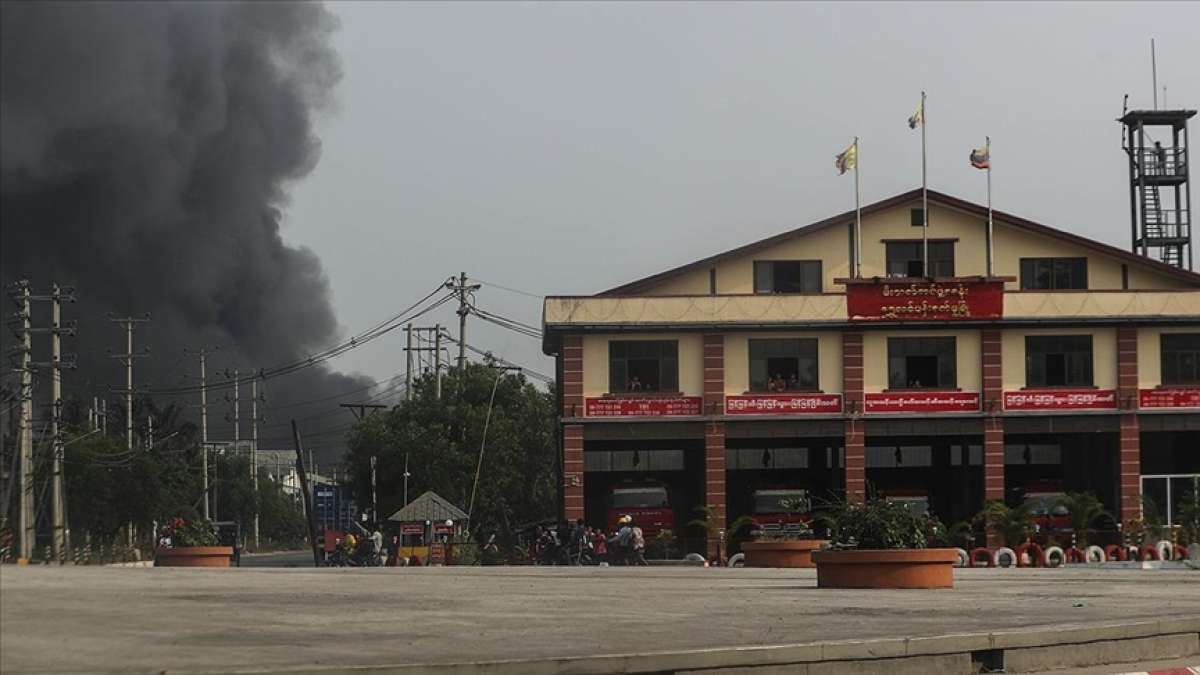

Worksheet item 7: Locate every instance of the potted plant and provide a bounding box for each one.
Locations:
[686,505,755,565]
[734,496,830,569]
[1055,492,1113,547]
[810,494,958,588]
[976,500,1035,548]
[155,517,234,567]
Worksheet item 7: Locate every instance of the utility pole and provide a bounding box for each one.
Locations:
[339,402,386,420]
[405,323,413,401]
[9,280,34,561]
[403,453,410,507]
[109,314,150,453]
[147,414,153,449]
[434,323,442,400]
[100,399,107,435]
[252,376,260,550]
[446,273,480,371]
[370,455,378,523]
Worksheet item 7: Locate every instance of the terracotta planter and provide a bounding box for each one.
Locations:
[811,548,958,589]
[155,546,233,568]
[741,540,829,568]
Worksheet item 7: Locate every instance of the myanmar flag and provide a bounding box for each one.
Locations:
[835,141,857,175]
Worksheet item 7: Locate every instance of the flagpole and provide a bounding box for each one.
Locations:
[985,136,994,277]
[854,137,862,278]
[921,90,928,277]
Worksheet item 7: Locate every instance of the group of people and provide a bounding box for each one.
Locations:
[765,372,805,392]
[329,524,385,567]
[534,516,648,566]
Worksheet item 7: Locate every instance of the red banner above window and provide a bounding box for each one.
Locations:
[726,393,843,415]
[1003,389,1117,411]
[1139,388,1200,409]
[864,391,980,413]
[584,396,703,417]
[841,278,1005,321]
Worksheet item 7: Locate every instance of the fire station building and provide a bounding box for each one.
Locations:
[542,188,1200,552]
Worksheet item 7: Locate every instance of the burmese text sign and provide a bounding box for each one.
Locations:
[1004,389,1117,411]
[726,393,843,415]
[864,391,980,413]
[1139,388,1200,409]
[844,279,1004,321]
[584,396,703,417]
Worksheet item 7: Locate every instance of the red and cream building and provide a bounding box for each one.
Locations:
[543,189,1200,552]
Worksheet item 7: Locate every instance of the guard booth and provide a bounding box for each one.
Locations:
[387,490,467,565]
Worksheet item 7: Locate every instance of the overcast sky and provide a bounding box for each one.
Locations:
[283,1,1200,385]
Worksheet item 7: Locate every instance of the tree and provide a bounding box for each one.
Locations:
[344,364,557,545]
[976,500,1035,547]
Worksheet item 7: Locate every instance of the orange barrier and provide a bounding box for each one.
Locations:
[1104,544,1127,561]
[1064,547,1087,564]
[1013,542,1047,568]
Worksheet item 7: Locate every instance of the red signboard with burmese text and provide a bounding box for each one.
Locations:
[1003,390,1117,411]
[584,396,703,417]
[864,391,980,413]
[725,393,843,415]
[1139,388,1200,409]
[844,279,1004,321]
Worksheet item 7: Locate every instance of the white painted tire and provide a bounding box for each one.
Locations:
[1085,545,1106,563]
[993,547,1017,568]
[953,548,969,568]
[684,553,706,564]
[1157,540,1174,561]
[1043,546,1065,568]
[727,553,745,567]
[1126,545,1140,562]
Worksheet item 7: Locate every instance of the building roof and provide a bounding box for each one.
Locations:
[600,187,1200,296]
[387,490,467,524]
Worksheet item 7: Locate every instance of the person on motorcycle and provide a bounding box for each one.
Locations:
[608,515,634,565]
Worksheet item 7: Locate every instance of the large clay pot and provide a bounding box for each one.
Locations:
[155,546,233,568]
[740,540,829,568]
[811,548,958,588]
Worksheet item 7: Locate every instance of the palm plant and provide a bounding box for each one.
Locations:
[976,500,1034,548]
[1055,492,1111,547]
[687,504,755,550]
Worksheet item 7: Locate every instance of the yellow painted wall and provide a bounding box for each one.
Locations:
[724,332,842,394]
[861,329,981,393]
[1137,326,1200,388]
[1001,327,1117,391]
[581,333,704,397]
[626,200,1192,297]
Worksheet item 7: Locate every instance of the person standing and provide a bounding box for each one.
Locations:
[631,520,647,566]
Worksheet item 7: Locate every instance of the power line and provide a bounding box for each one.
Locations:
[470,277,544,299]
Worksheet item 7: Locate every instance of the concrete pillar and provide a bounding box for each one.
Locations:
[981,328,1005,506]
[561,335,585,523]
[703,334,726,558]
[842,331,865,501]
[1117,327,1141,527]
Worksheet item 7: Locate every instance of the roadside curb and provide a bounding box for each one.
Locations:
[187,616,1200,675]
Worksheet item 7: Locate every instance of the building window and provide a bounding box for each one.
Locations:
[1003,444,1062,465]
[609,340,678,393]
[1020,258,1088,290]
[754,260,822,293]
[725,447,808,470]
[885,241,954,277]
[1162,333,1200,385]
[866,445,933,468]
[887,337,957,389]
[749,338,818,392]
[1025,335,1093,387]
[910,208,925,227]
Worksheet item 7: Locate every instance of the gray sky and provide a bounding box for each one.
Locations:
[284,1,1200,384]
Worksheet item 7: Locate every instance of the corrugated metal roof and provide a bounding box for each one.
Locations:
[387,490,467,523]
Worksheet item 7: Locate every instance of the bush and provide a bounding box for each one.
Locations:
[161,517,218,547]
[816,495,930,550]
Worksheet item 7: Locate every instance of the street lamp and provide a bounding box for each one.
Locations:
[466,365,520,534]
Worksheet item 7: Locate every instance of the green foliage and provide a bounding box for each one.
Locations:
[344,365,556,545]
[926,519,976,549]
[163,517,218,547]
[976,500,1035,548]
[816,494,930,550]
[687,504,755,542]
[1174,478,1200,547]
[646,529,678,559]
[1055,492,1112,546]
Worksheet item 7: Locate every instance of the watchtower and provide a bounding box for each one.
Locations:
[1120,109,1195,270]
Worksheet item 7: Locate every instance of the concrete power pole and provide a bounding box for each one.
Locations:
[405,323,413,401]
[109,313,148,547]
[10,280,34,561]
[193,349,211,519]
[251,376,259,550]
[370,455,378,523]
[434,323,442,400]
[446,273,479,371]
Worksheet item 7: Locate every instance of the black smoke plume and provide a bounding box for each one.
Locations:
[1,1,373,461]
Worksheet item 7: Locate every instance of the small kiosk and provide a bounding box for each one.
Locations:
[387,491,467,565]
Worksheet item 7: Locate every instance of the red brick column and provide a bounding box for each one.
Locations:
[561,335,583,418]
[705,422,726,559]
[1117,327,1141,527]
[702,334,726,558]
[981,329,1005,505]
[563,424,584,523]
[560,335,584,523]
[842,331,865,501]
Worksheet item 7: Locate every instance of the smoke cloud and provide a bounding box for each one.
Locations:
[1,1,372,459]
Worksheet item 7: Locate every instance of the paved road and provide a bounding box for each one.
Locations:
[2,565,1198,673]
[239,550,318,568]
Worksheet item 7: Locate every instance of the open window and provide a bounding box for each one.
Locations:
[748,338,818,391]
[885,241,954,277]
[887,337,956,389]
[1025,335,1093,387]
[608,340,679,393]
[1020,258,1088,290]
[1161,333,1200,385]
[753,260,822,293]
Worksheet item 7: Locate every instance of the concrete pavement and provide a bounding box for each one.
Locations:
[1,565,1198,673]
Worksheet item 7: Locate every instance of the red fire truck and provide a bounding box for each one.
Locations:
[607,483,674,538]
[748,488,812,538]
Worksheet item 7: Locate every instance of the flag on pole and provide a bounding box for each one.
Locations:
[970,141,991,169]
[907,99,924,129]
[835,140,857,175]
